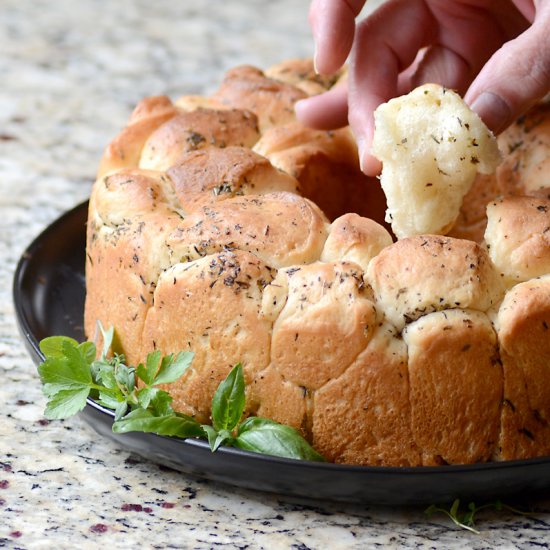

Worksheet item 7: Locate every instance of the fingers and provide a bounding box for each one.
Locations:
[309,0,366,74]
[465,13,550,134]
[407,45,471,96]
[348,0,435,174]
[295,84,349,129]
[512,0,536,22]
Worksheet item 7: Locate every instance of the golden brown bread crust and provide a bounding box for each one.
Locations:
[485,195,550,285]
[404,309,502,465]
[211,65,308,131]
[86,60,550,466]
[98,96,178,178]
[264,58,344,96]
[313,323,421,466]
[496,276,550,460]
[166,146,300,211]
[249,364,308,435]
[166,192,329,269]
[497,102,550,195]
[85,170,185,363]
[367,235,504,330]
[141,250,275,422]
[254,122,357,167]
[254,123,389,225]
[140,108,260,171]
[268,262,377,390]
[320,213,393,271]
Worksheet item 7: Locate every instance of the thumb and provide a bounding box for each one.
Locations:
[465,13,550,134]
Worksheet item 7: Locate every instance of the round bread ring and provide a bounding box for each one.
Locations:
[86,59,550,465]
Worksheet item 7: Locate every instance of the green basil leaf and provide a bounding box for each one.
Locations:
[114,400,129,421]
[97,321,114,360]
[235,417,325,461]
[93,360,118,391]
[137,387,157,410]
[201,425,219,450]
[149,390,174,416]
[39,336,79,359]
[137,350,161,386]
[38,340,93,393]
[153,351,194,386]
[97,390,123,410]
[201,427,233,452]
[112,408,203,438]
[115,364,135,393]
[237,416,276,434]
[211,363,245,432]
[43,388,90,420]
[78,341,97,365]
[213,429,234,452]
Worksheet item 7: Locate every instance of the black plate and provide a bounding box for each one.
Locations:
[13,201,550,505]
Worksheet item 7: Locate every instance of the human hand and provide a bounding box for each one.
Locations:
[295,0,550,175]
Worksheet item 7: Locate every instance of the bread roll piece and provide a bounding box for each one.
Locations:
[139,108,260,172]
[450,101,550,241]
[166,146,300,212]
[249,364,309,436]
[372,84,501,238]
[174,95,225,112]
[403,309,502,465]
[267,261,378,390]
[85,171,183,364]
[497,101,550,196]
[85,58,550,466]
[167,192,329,269]
[367,235,504,330]
[313,323,421,466]
[496,276,550,460]
[141,250,275,422]
[211,65,307,131]
[320,213,393,271]
[98,96,178,178]
[265,58,343,96]
[485,196,550,285]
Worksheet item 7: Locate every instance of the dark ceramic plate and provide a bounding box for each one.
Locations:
[13,201,550,505]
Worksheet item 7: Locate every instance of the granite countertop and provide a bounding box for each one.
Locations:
[1,1,550,548]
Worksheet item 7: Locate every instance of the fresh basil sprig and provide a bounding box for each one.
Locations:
[38,323,193,423]
[37,326,324,462]
[425,498,531,534]
[200,364,325,461]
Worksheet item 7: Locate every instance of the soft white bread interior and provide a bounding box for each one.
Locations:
[372,84,501,239]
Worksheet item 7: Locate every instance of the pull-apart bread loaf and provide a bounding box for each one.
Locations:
[86,58,550,466]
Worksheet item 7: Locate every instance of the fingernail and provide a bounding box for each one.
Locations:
[469,92,512,134]
[294,98,306,119]
[356,136,367,172]
[313,48,320,75]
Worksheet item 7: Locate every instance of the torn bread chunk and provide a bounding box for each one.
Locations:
[372,84,501,239]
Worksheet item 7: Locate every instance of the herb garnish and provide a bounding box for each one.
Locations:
[37,324,324,462]
[425,499,531,534]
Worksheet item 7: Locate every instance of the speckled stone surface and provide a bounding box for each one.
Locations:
[2,0,550,548]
